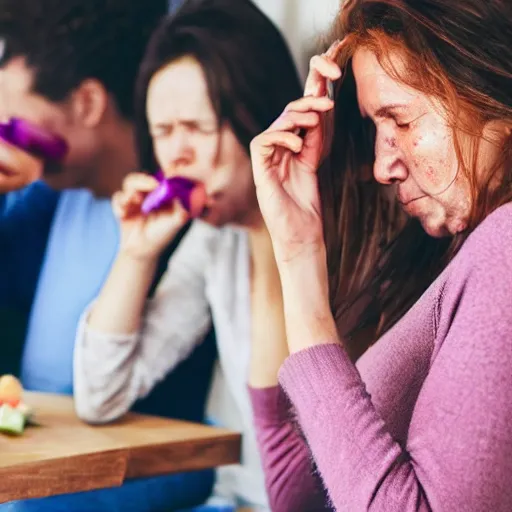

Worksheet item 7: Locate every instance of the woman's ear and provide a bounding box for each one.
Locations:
[70,79,109,128]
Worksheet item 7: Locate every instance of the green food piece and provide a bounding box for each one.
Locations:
[16,402,34,420]
[0,403,26,435]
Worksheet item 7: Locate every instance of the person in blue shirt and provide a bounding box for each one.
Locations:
[0,182,59,376]
[0,1,215,509]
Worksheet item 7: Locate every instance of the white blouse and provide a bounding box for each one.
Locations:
[73,220,268,509]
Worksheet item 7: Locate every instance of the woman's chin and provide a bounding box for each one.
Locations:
[421,218,451,238]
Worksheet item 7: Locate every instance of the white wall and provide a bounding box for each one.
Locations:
[253,0,341,79]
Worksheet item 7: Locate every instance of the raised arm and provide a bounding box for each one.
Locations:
[247,227,331,511]
[277,208,512,511]
[73,173,214,423]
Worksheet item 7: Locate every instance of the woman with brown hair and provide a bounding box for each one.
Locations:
[249,0,512,510]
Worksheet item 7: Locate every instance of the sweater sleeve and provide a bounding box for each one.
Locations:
[249,386,332,512]
[73,222,215,423]
[278,205,512,511]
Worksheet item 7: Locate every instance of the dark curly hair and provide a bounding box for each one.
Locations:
[0,0,169,120]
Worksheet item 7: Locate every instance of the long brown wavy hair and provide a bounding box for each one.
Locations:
[319,0,512,357]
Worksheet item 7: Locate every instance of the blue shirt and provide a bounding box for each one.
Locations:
[21,189,119,393]
[1,187,215,511]
[0,182,59,376]
[0,182,59,310]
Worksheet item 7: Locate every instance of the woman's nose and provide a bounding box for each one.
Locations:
[373,130,408,185]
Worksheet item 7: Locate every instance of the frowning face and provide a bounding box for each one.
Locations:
[146,56,258,227]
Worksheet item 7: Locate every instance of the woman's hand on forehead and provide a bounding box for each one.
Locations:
[304,39,345,99]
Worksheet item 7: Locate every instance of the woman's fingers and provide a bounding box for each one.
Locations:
[325,38,346,60]
[113,172,160,219]
[284,95,334,115]
[303,40,345,98]
[264,96,333,135]
[252,96,333,173]
[251,130,304,163]
[122,172,159,194]
[114,175,191,225]
[112,189,145,219]
[155,196,189,225]
[270,110,321,134]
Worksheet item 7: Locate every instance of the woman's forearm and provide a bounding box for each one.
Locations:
[277,247,340,353]
[248,268,289,387]
[248,229,289,388]
[88,251,158,334]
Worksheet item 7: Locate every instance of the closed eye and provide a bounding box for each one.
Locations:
[395,120,411,128]
[150,124,174,138]
[395,112,427,129]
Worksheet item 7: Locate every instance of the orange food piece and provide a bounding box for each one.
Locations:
[0,398,21,407]
[0,375,23,403]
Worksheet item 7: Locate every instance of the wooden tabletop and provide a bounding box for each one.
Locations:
[0,392,241,504]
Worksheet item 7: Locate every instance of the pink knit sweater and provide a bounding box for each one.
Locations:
[250,203,512,511]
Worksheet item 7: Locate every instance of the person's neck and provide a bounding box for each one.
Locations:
[85,122,138,198]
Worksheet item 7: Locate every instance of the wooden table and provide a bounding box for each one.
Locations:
[0,392,241,504]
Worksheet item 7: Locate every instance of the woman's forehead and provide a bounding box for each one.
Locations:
[352,48,421,117]
[146,57,216,123]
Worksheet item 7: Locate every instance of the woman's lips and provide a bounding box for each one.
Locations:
[397,194,426,217]
[397,190,427,206]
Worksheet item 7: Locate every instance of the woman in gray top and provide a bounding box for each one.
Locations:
[73,0,303,508]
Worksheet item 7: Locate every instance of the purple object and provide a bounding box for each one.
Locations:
[0,118,68,161]
[141,173,198,215]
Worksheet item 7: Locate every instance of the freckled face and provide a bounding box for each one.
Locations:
[352,48,475,237]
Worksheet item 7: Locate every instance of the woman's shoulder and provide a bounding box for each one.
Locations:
[435,202,512,322]
[454,202,512,272]
[469,202,512,241]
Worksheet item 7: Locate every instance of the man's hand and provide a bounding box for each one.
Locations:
[0,140,43,193]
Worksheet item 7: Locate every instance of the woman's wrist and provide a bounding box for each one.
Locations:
[117,247,160,269]
[277,242,329,294]
[278,245,339,353]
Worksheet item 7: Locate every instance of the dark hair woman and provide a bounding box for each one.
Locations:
[73,0,312,508]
